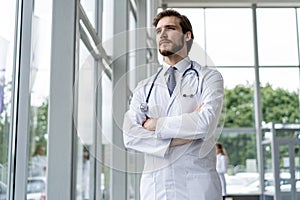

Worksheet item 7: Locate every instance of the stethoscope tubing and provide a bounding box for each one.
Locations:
[140,61,199,113]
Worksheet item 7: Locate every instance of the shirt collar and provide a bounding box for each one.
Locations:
[162,57,191,74]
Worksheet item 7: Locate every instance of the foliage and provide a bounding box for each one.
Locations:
[0,98,48,164]
[224,83,299,127]
[223,84,254,127]
[220,83,299,167]
[261,83,299,123]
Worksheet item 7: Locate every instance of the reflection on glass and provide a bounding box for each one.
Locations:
[257,8,298,66]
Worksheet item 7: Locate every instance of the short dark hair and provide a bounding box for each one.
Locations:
[152,9,194,53]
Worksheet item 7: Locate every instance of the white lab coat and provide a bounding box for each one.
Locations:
[123,57,224,200]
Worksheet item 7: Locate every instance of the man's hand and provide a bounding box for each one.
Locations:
[170,138,192,147]
[195,102,204,112]
[143,117,158,131]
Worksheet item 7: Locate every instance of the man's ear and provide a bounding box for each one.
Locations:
[185,31,192,42]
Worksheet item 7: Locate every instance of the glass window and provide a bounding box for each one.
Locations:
[81,0,96,27]
[217,67,257,195]
[102,0,114,56]
[260,67,300,124]
[101,73,112,200]
[25,2,52,200]
[257,8,298,66]
[205,9,254,66]
[217,67,255,128]
[0,0,17,198]
[27,0,52,193]
[76,39,95,200]
[176,8,206,63]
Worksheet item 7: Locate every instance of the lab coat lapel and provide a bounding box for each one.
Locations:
[155,70,179,116]
[166,79,181,115]
[155,71,171,111]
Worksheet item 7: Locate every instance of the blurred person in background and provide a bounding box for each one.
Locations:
[216,142,229,199]
[29,144,47,177]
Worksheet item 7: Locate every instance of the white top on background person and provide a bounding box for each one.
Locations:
[29,145,47,177]
[123,9,224,200]
[216,142,228,197]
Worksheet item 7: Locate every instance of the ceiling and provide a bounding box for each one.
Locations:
[159,0,300,8]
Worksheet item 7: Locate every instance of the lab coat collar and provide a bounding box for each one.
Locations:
[162,57,191,74]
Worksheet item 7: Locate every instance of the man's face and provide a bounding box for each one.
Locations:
[155,16,185,56]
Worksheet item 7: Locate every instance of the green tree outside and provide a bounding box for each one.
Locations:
[219,83,299,168]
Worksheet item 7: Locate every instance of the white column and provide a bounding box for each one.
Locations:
[47,0,77,199]
[110,0,128,199]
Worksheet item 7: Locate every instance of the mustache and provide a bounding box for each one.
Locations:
[159,39,172,45]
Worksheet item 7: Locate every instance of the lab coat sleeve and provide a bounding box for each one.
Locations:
[123,82,172,158]
[155,69,224,140]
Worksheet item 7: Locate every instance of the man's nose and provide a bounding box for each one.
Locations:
[160,29,167,38]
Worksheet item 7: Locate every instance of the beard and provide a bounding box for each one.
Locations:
[159,36,184,56]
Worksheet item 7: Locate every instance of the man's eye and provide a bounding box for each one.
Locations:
[156,30,161,34]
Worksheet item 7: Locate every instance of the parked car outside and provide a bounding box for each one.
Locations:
[27,176,46,200]
[0,181,7,200]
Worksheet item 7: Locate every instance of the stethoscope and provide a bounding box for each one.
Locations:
[140,61,199,113]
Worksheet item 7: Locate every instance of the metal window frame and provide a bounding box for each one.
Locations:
[8,0,33,199]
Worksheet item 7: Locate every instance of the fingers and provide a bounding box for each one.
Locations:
[170,138,192,147]
[195,102,204,112]
[143,118,157,131]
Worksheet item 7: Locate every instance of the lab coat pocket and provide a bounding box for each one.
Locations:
[186,172,222,200]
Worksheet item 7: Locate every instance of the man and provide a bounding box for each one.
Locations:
[123,9,224,200]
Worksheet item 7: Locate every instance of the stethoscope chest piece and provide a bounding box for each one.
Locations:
[140,102,149,113]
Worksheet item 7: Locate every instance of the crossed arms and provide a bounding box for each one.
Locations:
[143,103,203,147]
[123,69,224,157]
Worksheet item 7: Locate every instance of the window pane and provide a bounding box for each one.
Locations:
[260,67,300,124]
[81,0,96,28]
[176,8,206,63]
[0,0,17,197]
[205,9,254,66]
[217,68,258,195]
[102,0,113,56]
[102,73,112,200]
[257,8,298,66]
[27,1,52,200]
[75,38,96,199]
[218,68,255,128]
